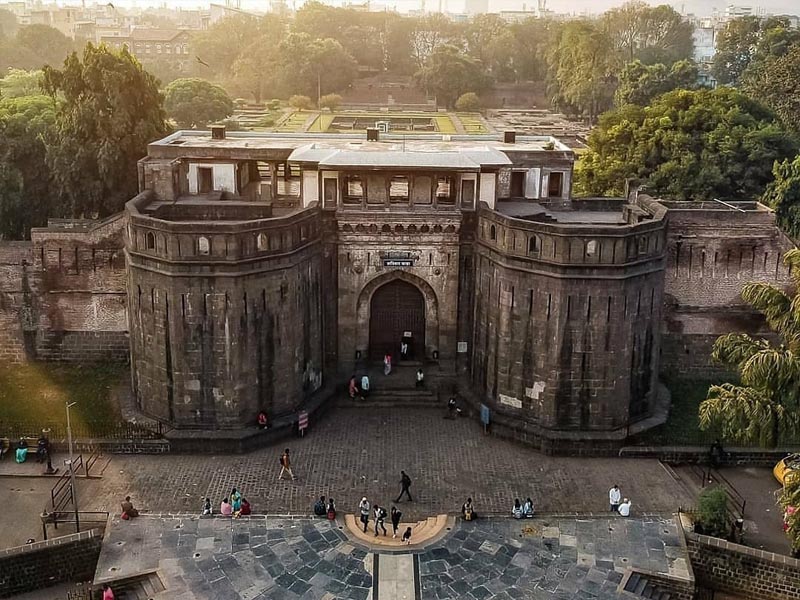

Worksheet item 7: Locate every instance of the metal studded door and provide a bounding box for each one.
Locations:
[369,280,426,361]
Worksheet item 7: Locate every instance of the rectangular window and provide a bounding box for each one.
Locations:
[198,167,213,194]
[413,176,432,204]
[389,175,409,203]
[510,172,525,198]
[548,172,563,197]
[343,175,363,205]
[461,179,475,208]
[436,176,454,204]
[323,178,337,207]
[367,174,387,204]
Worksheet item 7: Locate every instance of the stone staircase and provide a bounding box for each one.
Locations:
[95,571,165,600]
[623,572,673,600]
[343,513,453,549]
[338,387,440,408]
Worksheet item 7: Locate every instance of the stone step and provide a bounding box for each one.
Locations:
[343,513,452,549]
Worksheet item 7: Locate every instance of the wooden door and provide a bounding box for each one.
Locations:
[369,280,425,360]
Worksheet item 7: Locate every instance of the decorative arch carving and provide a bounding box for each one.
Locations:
[355,270,440,360]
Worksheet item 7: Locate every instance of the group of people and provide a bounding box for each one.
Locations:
[313,495,337,520]
[218,488,252,517]
[609,484,632,517]
[12,432,51,465]
[512,497,535,519]
[348,374,371,400]
[358,497,412,544]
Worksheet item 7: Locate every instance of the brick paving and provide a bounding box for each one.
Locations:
[80,407,690,522]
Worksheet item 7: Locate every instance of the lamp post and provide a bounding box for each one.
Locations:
[65,402,79,532]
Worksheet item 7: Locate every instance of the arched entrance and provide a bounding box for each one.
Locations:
[369,280,426,360]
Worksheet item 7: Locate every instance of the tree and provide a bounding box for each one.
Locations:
[230,24,285,103]
[0,94,56,239]
[699,249,800,447]
[42,44,168,219]
[0,69,43,99]
[742,44,800,133]
[549,20,619,122]
[15,25,74,67]
[762,155,800,238]
[509,18,561,82]
[192,14,273,79]
[614,59,698,106]
[277,33,357,98]
[603,1,694,65]
[455,92,480,111]
[576,88,798,199]
[712,16,761,84]
[164,78,233,129]
[415,44,488,109]
[318,93,342,111]
[780,475,800,555]
[696,486,730,538]
[464,14,514,81]
[289,95,313,110]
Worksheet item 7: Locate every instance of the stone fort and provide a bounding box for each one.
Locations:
[0,127,793,449]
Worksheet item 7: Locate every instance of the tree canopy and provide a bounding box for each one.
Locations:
[576,87,798,200]
[741,43,800,133]
[164,78,233,129]
[614,59,698,106]
[415,44,489,109]
[700,249,800,447]
[762,155,800,238]
[1,24,74,71]
[42,44,168,218]
[602,1,694,65]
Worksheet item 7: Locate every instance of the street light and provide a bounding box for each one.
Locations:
[65,402,79,532]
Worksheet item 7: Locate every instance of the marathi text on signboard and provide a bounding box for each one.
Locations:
[382,251,417,267]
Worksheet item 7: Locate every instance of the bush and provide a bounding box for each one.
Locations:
[319,93,342,111]
[265,99,282,111]
[696,486,729,538]
[256,115,275,128]
[455,92,481,112]
[219,118,241,131]
[234,98,249,108]
[289,95,313,110]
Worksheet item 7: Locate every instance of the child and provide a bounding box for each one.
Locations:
[202,497,212,515]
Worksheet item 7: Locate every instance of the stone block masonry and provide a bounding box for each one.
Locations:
[0,530,102,598]
[686,532,800,600]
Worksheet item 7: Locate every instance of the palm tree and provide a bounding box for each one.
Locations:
[699,249,800,447]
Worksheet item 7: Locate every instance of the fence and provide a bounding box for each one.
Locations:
[0,419,169,441]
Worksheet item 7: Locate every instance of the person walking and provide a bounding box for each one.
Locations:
[278,448,295,481]
[390,506,402,538]
[360,374,370,399]
[358,497,371,533]
[374,504,387,536]
[383,352,392,375]
[609,484,621,512]
[400,340,408,360]
[395,470,413,502]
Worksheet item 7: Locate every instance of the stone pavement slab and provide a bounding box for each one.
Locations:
[78,407,690,523]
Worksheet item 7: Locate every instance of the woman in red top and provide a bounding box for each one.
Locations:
[240,498,252,516]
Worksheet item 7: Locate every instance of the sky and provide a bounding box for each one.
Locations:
[69,0,800,15]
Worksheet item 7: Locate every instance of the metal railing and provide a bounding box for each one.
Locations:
[1,419,168,441]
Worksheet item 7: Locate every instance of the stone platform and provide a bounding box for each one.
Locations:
[343,513,454,550]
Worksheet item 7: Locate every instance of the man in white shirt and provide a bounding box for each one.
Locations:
[618,498,632,517]
[609,484,621,512]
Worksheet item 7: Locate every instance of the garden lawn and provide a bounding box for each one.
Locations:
[0,362,127,435]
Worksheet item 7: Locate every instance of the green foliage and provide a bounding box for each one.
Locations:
[762,155,800,238]
[696,486,730,538]
[278,33,357,99]
[0,68,42,98]
[550,20,619,122]
[742,44,800,133]
[700,249,800,447]
[42,43,168,219]
[455,92,481,112]
[289,95,313,110]
[256,115,276,128]
[0,94,56,239]
[1,24,75,71]
[319,93,342,111]
[602,1,694,65]
[614,59,698,106]
[265,99,282,111]
[780,475,800,554]
[164,78,233,129]
[415,44,489,109]
[576,88,798,199]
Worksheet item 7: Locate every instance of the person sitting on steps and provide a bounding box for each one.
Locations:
[314,495,327,516]
[462,497,476,521]
[416,369,424,388]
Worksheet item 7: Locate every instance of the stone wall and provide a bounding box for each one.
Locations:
[127,196,328,429]
[0,216,128,363]
[0,530,102,598]
[686,532,800,600]
[661,200,795,378]
[470,200,667,439]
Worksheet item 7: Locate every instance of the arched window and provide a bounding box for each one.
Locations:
[198,236,210,255]
[256,233,268,251]
[145,231,155,250]
[528,235,540,254]
[490,225,496,241]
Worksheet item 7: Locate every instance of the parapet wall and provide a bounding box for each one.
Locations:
[0,216,128,363]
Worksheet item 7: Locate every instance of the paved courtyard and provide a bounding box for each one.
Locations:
[79,407,691,522]
[93,514,690,599]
